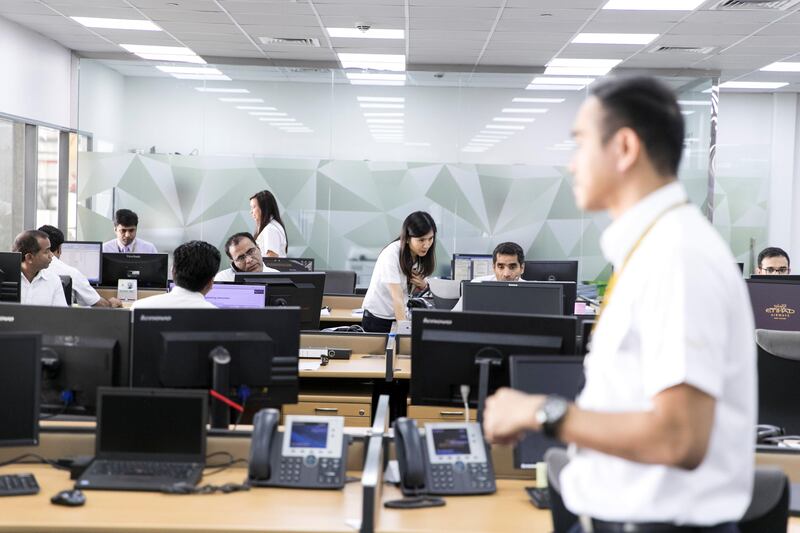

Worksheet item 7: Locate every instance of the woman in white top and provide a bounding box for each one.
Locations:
[250,190,288,258]
[361,211,437,333]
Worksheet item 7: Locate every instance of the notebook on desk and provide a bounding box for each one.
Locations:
[76,388,207,492]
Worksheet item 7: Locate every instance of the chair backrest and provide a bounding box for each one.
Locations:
[322,270,356,295]
[739,467,789,533]
[756,329,800,434]
[59,275,72,305]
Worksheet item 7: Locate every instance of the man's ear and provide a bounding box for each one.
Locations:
[614,127,642,174]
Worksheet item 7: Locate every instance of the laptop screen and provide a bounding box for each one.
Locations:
[169,282,266,309]
[96,388,207,461]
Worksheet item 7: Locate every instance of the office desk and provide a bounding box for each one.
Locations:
[97,288,166,308]
[321,295,364,326]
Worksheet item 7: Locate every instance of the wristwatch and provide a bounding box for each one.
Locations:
[536,395,570,439]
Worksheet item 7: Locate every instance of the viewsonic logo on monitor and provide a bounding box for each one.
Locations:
[765,304,796,321]
[0,316,14,322]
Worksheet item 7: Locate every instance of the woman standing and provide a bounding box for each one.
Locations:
[362,211,437,333]
[249,190,288,258]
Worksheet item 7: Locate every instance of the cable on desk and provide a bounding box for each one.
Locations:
[0,453,68,472]
[203,458,249,477]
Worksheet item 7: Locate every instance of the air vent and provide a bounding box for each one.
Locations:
[259,37,320,47]
[712,0,800,10]
[286,67,331,73]
[650,45,715,54]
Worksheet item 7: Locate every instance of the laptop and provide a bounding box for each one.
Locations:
[76,388,207,491]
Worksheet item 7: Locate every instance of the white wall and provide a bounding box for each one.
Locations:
[0,16,74,127]
[77,60,125,150]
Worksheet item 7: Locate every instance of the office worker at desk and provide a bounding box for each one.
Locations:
[214,232,279,282]
[452,241,526,311]
[12,229,68,307]
[102,208,158,253]
[38,225,122,308]
[132,240,220,309]
[483,77,755,532]
[361,211,437,333]
[756,246,791,275]
[250,189,288,258]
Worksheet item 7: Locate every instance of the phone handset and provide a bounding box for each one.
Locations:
[248,408,279,482]
[394,418,426,495]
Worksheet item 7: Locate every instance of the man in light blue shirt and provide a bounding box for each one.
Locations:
[102,209,157,253]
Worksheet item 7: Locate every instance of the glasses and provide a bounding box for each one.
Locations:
[762,267,789,274]
[232,246,261,265]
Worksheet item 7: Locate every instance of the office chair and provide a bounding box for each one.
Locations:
[322,270,356,295]
[59,275,72,305]
[739,468,789,533]
[756,329,800,434]
[428,278,460,310]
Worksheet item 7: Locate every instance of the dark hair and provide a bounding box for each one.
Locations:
[758,247,790,268]
[172,240,221,292]
[12,230,48,260]
[224,232,257,260]
[397,211,437,281]
[492,242,524,265]
[37,225,64,252]
[590,76,684,177]
[114,209,139,227]
[250,190,287,254]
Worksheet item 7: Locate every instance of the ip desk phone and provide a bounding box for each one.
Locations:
[394,418,496,496]
[247,409,347,489]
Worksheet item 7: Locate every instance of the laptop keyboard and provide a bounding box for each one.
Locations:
[91,460,196,478]
[0,473,39,496]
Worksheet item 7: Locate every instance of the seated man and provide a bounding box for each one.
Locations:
[132,240,220,309]
[12,230,67,307]
[215,232,278,282]
[452,242,526,311]
[102,209,157,253]
[38,225,122,308]
[756,246,791,275]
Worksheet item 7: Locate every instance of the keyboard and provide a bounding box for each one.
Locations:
[89,460,195,478]
[0,473,40,496]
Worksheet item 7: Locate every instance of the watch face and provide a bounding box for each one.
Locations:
[543,396,568,423]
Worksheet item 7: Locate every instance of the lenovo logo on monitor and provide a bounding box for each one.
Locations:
[747,280,800,331]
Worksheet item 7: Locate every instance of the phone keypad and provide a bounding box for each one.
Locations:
[317,458,342,486]
[430,464,455,491]
[278,457,303,484]
[468,462,493,490]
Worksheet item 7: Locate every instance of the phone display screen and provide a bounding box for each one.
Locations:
[431,428,471,456]
[290,422,328,448]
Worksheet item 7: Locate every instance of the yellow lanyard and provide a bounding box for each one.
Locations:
[595,201,688,326]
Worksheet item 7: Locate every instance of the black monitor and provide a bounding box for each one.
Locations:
[462,281,565,316]
[233,271,325,330]
[522,260,579,283]
[60,241,102,284]
[509,355,585,467]
[0,332,41,446]
[0,303,130,416]
[263,257,315,272]
[0,252,21,303]
[101,252,169,289]
[451,253,493,282]
[747,277,800,331]
[59,275,72,305]
[736,262,744,274]
[131,307,300,429]
[323,270,357,295]
[411,309,577,421]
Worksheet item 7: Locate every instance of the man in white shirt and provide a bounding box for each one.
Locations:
[483,77,755,532]
[12,230,68,307]
[132,240,220,309]
[102,209,157,254]
[452,242,526,311]
[214,232,278,282]
[38,225,122,308]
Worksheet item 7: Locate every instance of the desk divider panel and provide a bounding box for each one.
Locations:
[360,434,385,533]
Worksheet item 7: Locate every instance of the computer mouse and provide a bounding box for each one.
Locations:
[51,489,86,507]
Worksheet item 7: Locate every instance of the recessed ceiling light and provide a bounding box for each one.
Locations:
[513,97,565,103]
[480,130,514,136]
[338,53,405,71]
[544,59,620,76]
[357,97,405,102]
[370,129,404,133]
[236,106,276,110]
[71,17,161,31]
[171,74,230,81]
[327,28,404,39]
[462,147,487,152]
[526,84,586,91]
[404,142,430,147]
[121,44,192,55]
[719,81,789,90]
[219,97,263,103]
[531,77,595,85]
[761,62,800,72]
[363,112,404,117]
[136,54,206,63]
[486,125,525,130]
[259,118,297,122]
[360,103,405,109]
[369,124,403,128]
[347,73,406,81]
[248,112,287,116]
[502,108,548,114]
[544,66,613,76]
[603,0,705,9]
[473,138,501,143]
[367,119,404,124]
[157,66,222,75]
[492,117,535,123]
[572,33,658,45]
[350,80,405,86]
[197,87,250,93]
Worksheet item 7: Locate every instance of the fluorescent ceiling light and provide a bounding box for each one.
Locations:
[544,66,613,76]
[513,97,565,103]
[121,44,192,55]
[370,129,404,134]
[367,119,404,124]
[603,0,706,9]
[357,97,405,102]
[462,147,487,152]
[249,112,287,116]
[572,33,658,45]
[486,125,525,130]
[363,112,404,117]
[137,54,205,63]
[532,77,595,85]
[259,118,297,122]
[502,108,548,114]
[327,28,404,39]
[493,117,535,123]
[548,58,621,68]
[473,138,501,143]
[158,66,222,75]
[71,17,161,31]
[347,73,406,81]
[527,84,586,91]
[477,134,509,139]
[761,62,800,72]
[219,97,263,103]
[197,87,249,94]
[404,142,430,147]
[719,81,789,90]
[172,74,231,81]
[338,53,405,71]
[350,80,405,86]
[360,103,404,109]
[677,100,710,106]
[480,130,513,136]
[236,106,276,110]
[369,124,403,128]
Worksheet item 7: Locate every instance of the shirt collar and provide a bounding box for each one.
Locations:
[600,180,688,268]
[119,239,136,252]
[171,285,207,300]
[23,268,50,285]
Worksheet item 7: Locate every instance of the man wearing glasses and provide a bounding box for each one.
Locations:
[215,232,278,282]
[756,247,791,275]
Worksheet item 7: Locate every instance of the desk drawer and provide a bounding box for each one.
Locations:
[407,405,477,424]
[282,394,372,421]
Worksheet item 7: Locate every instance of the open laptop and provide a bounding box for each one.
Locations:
[76,388,207,491]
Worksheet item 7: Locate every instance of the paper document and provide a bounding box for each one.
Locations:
[299,361,321,371]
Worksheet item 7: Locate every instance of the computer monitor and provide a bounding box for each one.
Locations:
[0,303,130,416]
[0,332,41,446]
[101,253,169,289]
[411,309,577,421]
[462,281,564,316]
[322,270,357,295]
[169,281,267,309]
[509,355,585,468]
[233,271,325,330]
[60,241,102,284]
[747,277,800,331]
[451,254,493,282]
[522,260,579,283]
[263,257,315,272]
[0,252,21,303]
[131,307,300,429]
[736,262,744,275]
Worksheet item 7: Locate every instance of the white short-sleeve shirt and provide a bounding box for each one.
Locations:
[20,269,68,307]
[362,241,407,320]
[559,181,756,525]
[131,286,216,309]
[256,219,287,258]
[46,256,101,307]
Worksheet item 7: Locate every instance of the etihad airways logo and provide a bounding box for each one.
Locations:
[140,315,172,322]
[422,317,452,326]
[765,303,796,321]
[0,316,14,323]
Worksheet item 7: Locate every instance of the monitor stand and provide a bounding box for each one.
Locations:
[209,347,231,429]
